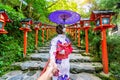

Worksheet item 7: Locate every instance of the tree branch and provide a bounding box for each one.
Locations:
[46,0,59,9]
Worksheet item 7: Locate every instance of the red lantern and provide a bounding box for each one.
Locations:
[90,10,115,74]
[0,10,11,34]
[34,21,42,49]
[76,22,81,47]
[80,18,91,54]
[19,18,33,57]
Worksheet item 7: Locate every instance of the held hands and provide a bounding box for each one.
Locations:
[37,59,57,80]
[46,59,58,77]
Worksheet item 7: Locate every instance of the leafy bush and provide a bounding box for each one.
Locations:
[107,35,120,78]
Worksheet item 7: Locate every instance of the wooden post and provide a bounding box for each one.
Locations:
[75,28,77,41]
[101,28,109,74]
[85,29,89,54]
[23,31,27,57]
[77,28,80,47]
[42,28,44,44]
[46,28,48,40]
[35,29,38,49]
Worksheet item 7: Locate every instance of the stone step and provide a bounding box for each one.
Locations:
[30,53,91,62]
[12,61,103,73]
[0,70,40,80]
[0,71,101,80]
[70,62,102,74]
[38,49,85,53]
[38,46,79,50]
[70,72,101,80]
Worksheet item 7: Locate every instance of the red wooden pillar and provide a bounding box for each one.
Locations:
[85,29,89,53]
[100,15,109,74]
[35,29,39,48]
[90,10,115,74]
[23,31,27,57]
[19,27,32,57]
[46,28,49,40]
[42,28,44,44]
[77,28,81,47]
[19,18,32,57]
[75,28,77,41]
[101,28,109,74]
[80,19,90,54]
[34,21,41,49]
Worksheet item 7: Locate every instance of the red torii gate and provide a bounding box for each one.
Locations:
[90,10,115,74]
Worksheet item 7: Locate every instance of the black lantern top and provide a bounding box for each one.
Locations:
[20,18,32,24]
[20,18,33,29]
[90,10,115,21]
[90,10,115,26]
[34,21,42,29]
[34,21,41,24]
[80,18,91,27]
[90,10,115,30]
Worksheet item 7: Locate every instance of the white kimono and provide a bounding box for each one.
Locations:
[49,34,72,80]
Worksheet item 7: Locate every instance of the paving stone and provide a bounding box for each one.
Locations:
[30,53,49,61]
[30,53,91,62]
[0,70,41,80]
[0,71,23,80]
[8,74,24,80]
[70,54,91,62]
[38,47,50,49]
[70,72,101,80]
[72,49,85,53]
[70,62,103,74]
[38,46,78,50]
[12,61,102,74]
[23,70,40,80]
[38,49,85,53]
[12,61,45,70]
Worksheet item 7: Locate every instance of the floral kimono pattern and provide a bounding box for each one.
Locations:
[49,34,73,80]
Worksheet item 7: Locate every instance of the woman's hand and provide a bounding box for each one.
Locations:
[46,59,58,77]
[37,59,57,80]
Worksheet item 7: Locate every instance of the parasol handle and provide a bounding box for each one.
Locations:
[40,58,50,76]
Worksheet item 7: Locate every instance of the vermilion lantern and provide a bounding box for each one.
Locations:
[76,22,81,47]
[90,10,115,74]
[0,10,11,34]
[34,21,42,49]
[80,18,91,54]
[41,24,46,44]
[19,18,32,31]
[19,18,33,57]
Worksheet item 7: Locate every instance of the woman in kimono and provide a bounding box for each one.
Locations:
[49,25,73,80]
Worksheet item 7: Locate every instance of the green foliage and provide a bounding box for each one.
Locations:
[0,3,25,20]
[97,0,120,24]
[0,3,48,76]
[107,35,120,78]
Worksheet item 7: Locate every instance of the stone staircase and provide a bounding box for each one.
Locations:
[0,42,103,80]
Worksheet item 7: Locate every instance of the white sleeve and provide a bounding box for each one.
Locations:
[49,38,57,62]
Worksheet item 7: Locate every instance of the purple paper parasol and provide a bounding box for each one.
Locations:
[49,10,81,24]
